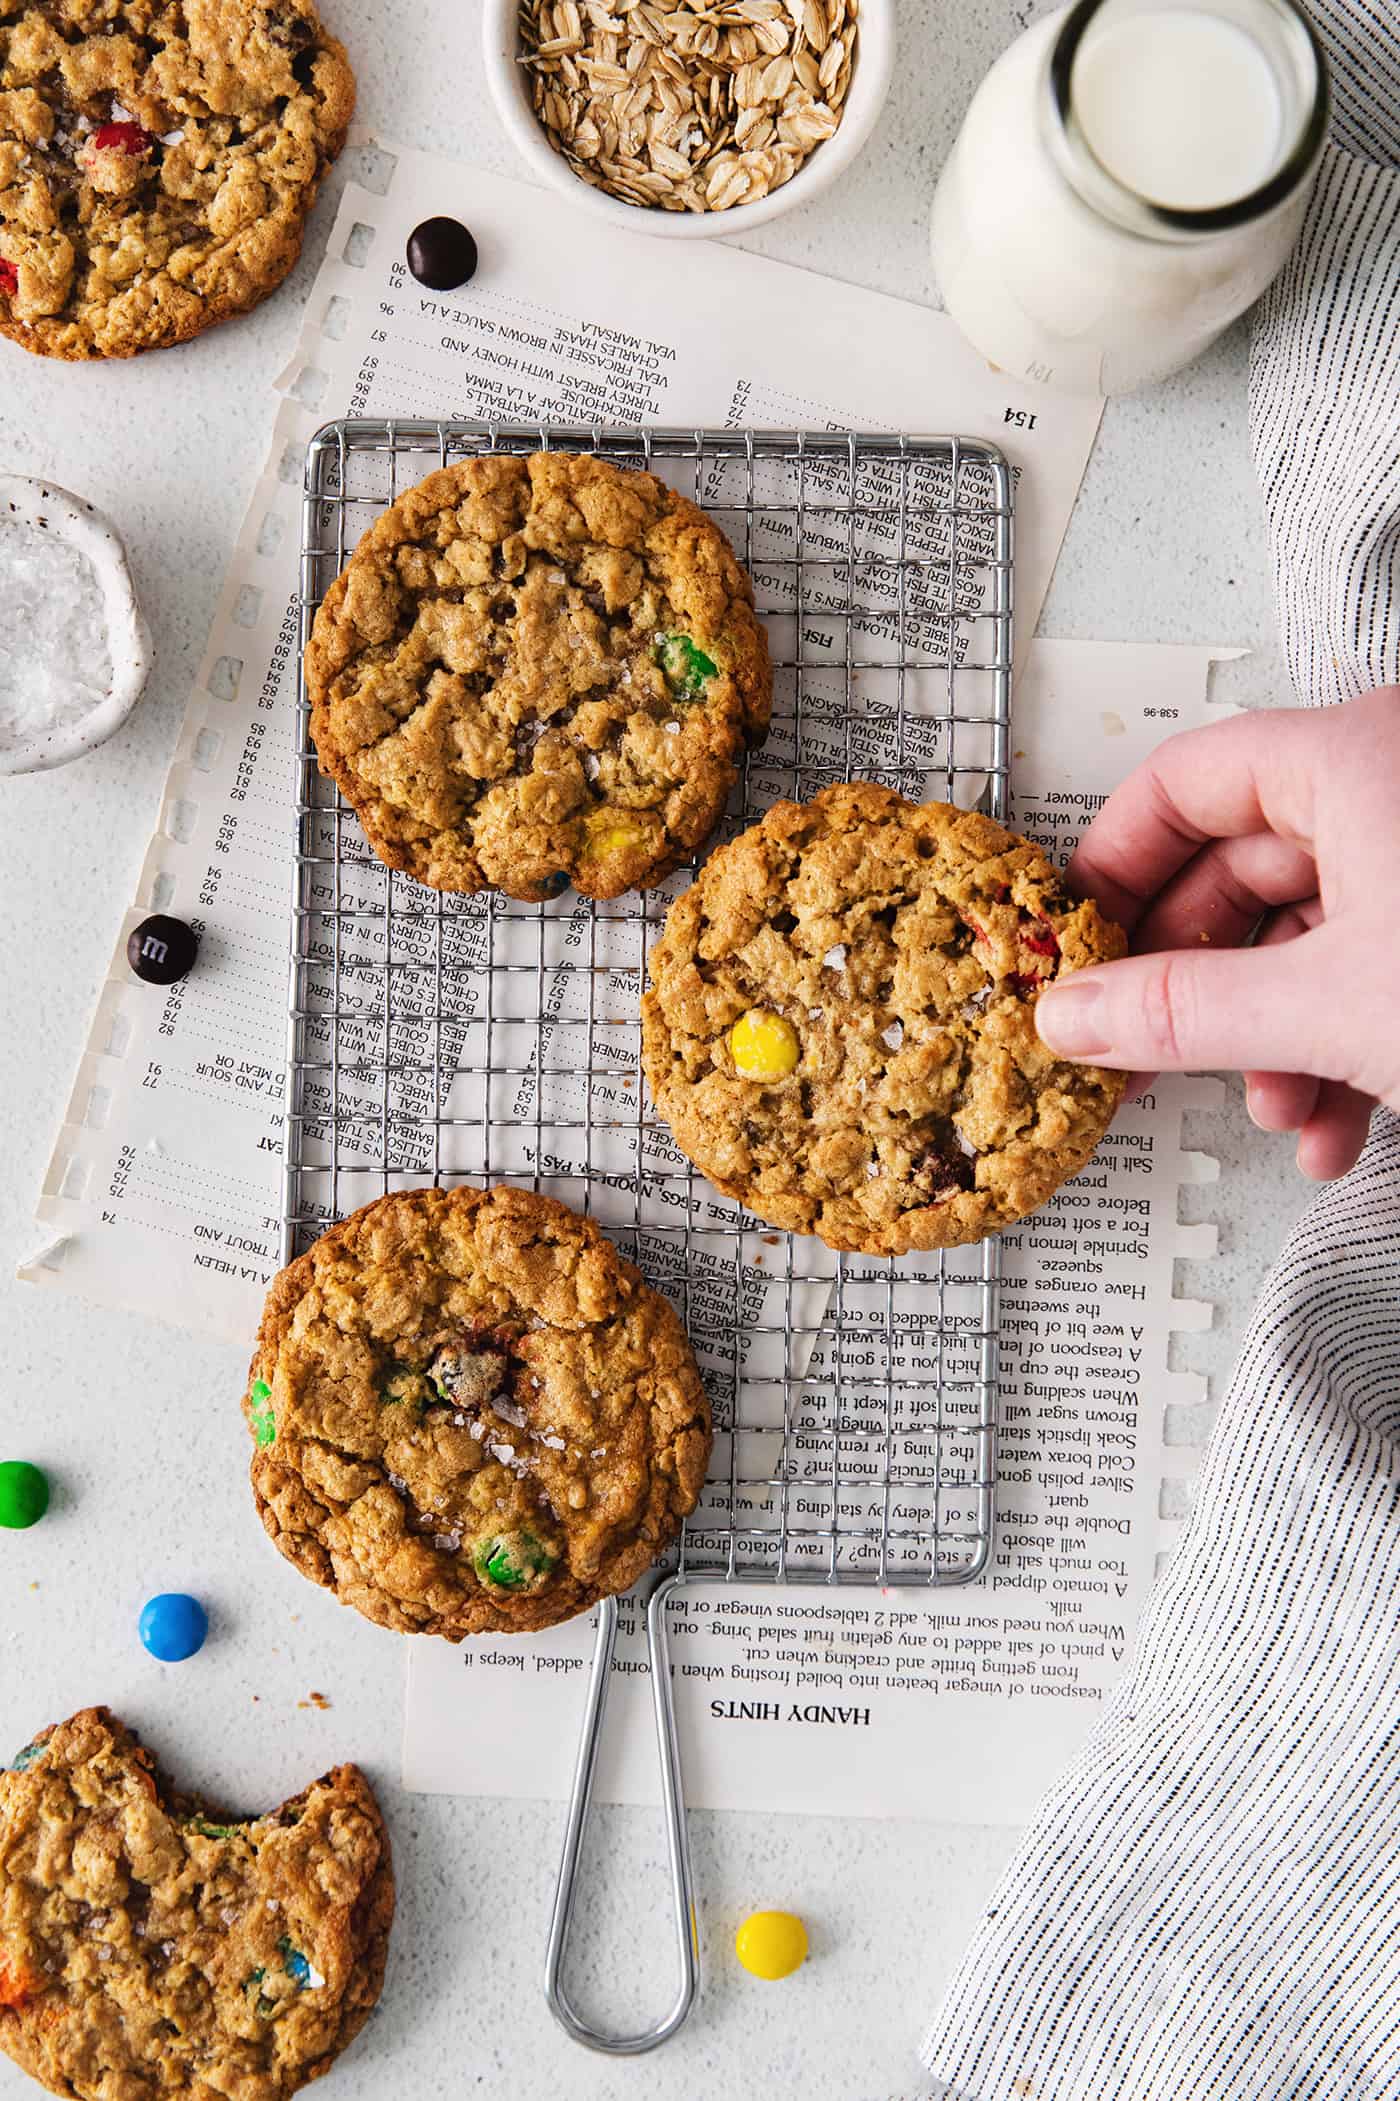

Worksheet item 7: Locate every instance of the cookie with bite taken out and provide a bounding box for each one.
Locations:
[0,1707,392,2101]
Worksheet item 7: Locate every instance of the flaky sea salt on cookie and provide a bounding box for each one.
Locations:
[0,0,354,361]
[641,783,1128,1256]
[305,452,772,901]
[245,1185,712,1637]
[0,1708,392,2101]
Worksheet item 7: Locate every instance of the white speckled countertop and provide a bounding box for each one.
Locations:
[0,4,1317,2094]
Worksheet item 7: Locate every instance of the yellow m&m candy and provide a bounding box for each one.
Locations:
[735,1909,808,1980]
[729,1009,799,1082]
[581,812,644,861]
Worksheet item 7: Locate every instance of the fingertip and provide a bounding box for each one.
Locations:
[1294,1083,1376,1181]
[1296,1143,1346,1183]
[1245,1070,1320,1134]
[1034,976,1114,1061]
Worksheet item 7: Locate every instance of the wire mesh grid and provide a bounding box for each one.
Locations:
[285,421,1012,1591]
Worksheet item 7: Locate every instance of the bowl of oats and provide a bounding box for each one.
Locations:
[484,0,893,236]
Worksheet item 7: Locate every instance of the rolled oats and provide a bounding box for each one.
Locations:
[519,0,858,213]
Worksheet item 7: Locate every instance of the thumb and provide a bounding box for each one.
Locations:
[1035,929,1352,1082]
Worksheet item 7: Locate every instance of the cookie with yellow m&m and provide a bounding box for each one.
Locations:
[641,783,1127,1255]
[306,452,771,902]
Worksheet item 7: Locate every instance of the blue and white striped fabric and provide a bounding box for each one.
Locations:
[1249,10,1400,711]
[922,1114,1400,2100]
[920,7,1400,2093]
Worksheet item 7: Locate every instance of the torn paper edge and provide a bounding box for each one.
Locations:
[27,394,319,1287]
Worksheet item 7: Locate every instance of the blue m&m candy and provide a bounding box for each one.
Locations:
[139,1593,208,1662]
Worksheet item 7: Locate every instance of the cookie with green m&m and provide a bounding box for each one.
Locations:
[244,1185,711,1637]
[305,451,771,901]
[0,1707,392,2101]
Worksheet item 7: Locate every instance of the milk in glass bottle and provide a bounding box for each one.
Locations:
[931,0,1329,394]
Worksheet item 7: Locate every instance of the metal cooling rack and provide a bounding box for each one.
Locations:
[285,420,1013,2053]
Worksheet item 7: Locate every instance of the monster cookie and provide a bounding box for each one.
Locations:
[245,1185,712,1637]
[0,1707,393,2101]
[305,452,772,901]
[641,784,1128,1255]
[0,1,354,361]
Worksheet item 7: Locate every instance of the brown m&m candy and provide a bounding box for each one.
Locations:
[406,217,478,291]
[127,915,198,985]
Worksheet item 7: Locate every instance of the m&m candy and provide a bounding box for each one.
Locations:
[734,1909,809,1980]
[0,1461,49,1530]
[406,216,478,291]
[127,915,199,985]
[248,1380,276,1448]
[139,1593,208,1662]
[729,1009,800,1082]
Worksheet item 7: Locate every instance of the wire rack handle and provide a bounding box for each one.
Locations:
[545,1574,698,2053]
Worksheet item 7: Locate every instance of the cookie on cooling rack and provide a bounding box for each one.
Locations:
[641,782,1128,1256]
[0,1707,393,2101]
[0,1,354,361]
[245,1185,712,1637]
[305,452,772,902]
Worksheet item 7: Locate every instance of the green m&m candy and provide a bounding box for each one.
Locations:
[472,1529,554,1592]
[0,1461,49,1530]
[656,632,717,698]
[249,1381,276,1449]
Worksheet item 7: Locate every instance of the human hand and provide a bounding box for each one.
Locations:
[1034,688,1400,1180]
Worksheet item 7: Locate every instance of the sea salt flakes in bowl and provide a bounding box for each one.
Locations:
[0,476,151,776]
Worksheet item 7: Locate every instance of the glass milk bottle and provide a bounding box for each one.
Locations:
[930,0,1328,394]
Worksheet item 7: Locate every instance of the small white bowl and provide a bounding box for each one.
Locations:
[482,0,894,239]
[0,476,151,776]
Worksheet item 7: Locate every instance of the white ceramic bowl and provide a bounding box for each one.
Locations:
[0,476,151,776]
[482,0,894,239]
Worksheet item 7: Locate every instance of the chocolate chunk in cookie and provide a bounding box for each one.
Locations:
[0,1707,393,2101]
[305,452,772,901]
[641,782,1128,1255]
[0,1,355,360]
[245,1185,713,1636]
